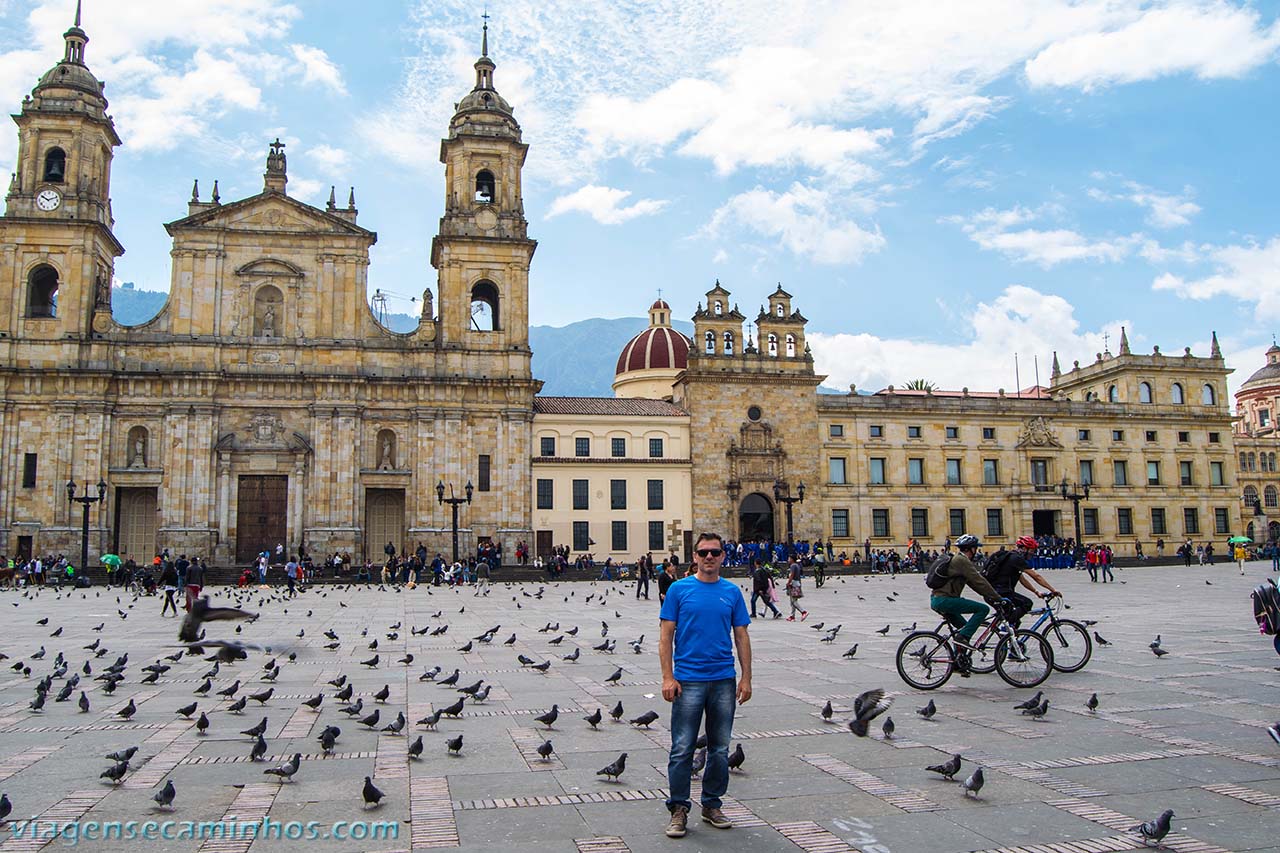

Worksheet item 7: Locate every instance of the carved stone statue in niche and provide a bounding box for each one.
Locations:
[253,285,284,337]
[262,304,275,337]
[129,435,146,468]
[421,288,434,321]
[378,436,395,470]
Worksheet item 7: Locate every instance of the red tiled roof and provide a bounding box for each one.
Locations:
[533,397,688,416]
[615,327,691,375]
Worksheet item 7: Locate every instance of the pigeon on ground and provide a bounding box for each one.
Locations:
[193,679,212,696]
[1014,691,1043,711]
[263,753,301,782]
[848,688,893,737]
[100,761,129,784]
[690,747,707,776]
[536,740,555,761]
[408,735,424,760]
[248,688,273,704]
[610,701,625,721]
[78,692,90,713]
[446,734,464,755]
[876,625,891,635]
[821,700,833,721]
[534,705,560,729]
[358,709,381,730]
[317,728,338,754]
[373,684,391,702]
[417,709,444,729]
[438,669,460,687]
[362,776,385,808]
[117,699,136,720]
[1151,646,1169,658]
[596,752,627,782]
[302,694,323,710]
[960,767,984,797]
[583,708,603,728]
[249,735,267,762]
[106,746,138,763]
[177,702,198,718]
[727,743,746,771]
[471,685,492,703]
[1267,721,1280,745]
[605,667,623,684]
[1150,634,1161,649]
[1093,632,1111,646]
[630,710,659,728]
[458,642,473,654]
[456,680,484,696]
[926,753,963,780]
[1128,809,1174,847]
[241,717,268,738]
[882,717,895,739]
[440,697,466,718]
[842,644,859,658]
[153,779,176,809]
[226,696,248,714]
[215,680,241,699]
[917,700,937,720]
[1021,699,1050,720]
[810,622,825,630]
[418,666,441,682]
[382,712,406,735]
[360,655,380,668]
[562,648,581,662]
[1086,693,1099,713]
[196,712,209,734]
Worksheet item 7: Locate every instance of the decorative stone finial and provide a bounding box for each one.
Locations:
[211,180,220,204]
[190,179,199,202]
[1051,351,1061,378]
[326,186,336,212]
[264,138,287,193]
[1119,326,1130,355]
[1211,330,1221,358]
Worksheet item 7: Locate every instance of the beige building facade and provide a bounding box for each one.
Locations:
[1233,344,1280,543]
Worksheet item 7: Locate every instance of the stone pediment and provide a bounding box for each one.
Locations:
[165,192,374,239]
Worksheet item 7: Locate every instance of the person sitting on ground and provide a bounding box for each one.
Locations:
[928,534,1006,676]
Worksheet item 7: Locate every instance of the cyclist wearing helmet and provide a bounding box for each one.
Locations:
[930,534,1006,674]
[982,536,1062,627]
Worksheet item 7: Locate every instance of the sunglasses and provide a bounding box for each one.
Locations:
[695,548,723,558]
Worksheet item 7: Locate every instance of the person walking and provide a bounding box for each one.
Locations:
[636,554,652,600]
[785,559,807,621]
[1271,541,1280,573]
[1100,545,1115,583]
[660,532,752,838]
[159,560,179,617]
[284,556,299,596]
[1236,542,1248,575]
[749,560,781,619]
[658,560,678,603]
[183,557,205,612]
[476,558,491,593]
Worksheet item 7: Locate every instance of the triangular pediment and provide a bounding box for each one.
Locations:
[165,191,374,238]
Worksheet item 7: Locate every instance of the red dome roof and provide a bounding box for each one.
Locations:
[650,298,671,310]
[615,326,691,375]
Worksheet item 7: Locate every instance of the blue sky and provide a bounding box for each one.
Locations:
[1,0,1279,395]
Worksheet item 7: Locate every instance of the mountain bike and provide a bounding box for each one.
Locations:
[896,606,1054,690]
[1023,593,1092,673]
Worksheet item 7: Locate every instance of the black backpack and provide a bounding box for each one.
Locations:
[981,550,1016,588]
[924,554,954,590]
[1252,581,1280,635]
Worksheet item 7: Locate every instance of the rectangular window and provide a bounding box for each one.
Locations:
[829,424,844,438]
[539,436,555,457]
[611,437,626,458]
[949,508,966,536]
[477,454,491,492]
[982,427,996,441]
[648,520,665,551]
[945,458,962,485]
[611,520,628,552]
[1113,460,1128,486]
[829,457,847,485]
[572,521,590,551]
[1078,429,1091,441]
[1179,461,1193,486]
[1147,461,1161,486]
[1262,409,1272,428]
[1112,429,1124,442]
[908,425,922,439]
[536,478,553,510]
[649,438,664,458]
[986,508,1004,537]
[572,479,589,511]
[872,508,890,538]
[1209,432,1221,444]
[647,479,664,510]
[911,508,929,537]
[1079,460,1094,486]
[1030,458,1049,486]
[1177,431,1190,443]
[1183,507,1200,535]
[1083,507,1099,536]
[575,437,590,457]
[945,426,959,440]
[610,479,627,510]
[1145,430,1157,442]
[1210,461,1224,486]
[908,458,924,485]
[832,509,850,538]
[21,453,36,489]
[1117,507,1133,535]
[982,459,999,485]
[1151,507,1167,536]
[869,424,884,438]
[1214,507,1230,535]
[869,458,887,485]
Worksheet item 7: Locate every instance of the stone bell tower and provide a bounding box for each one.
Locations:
[0,0,123,338]
[430,20,536,356]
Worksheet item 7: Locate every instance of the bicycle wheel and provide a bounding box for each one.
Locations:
[896,631,954,691]
[1039,618,1092,673]
[968,626,998,674]
[994,630,1054,688]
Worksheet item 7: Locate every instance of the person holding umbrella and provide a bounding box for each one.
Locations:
[100,553,121,587]
[1231,536,1252,575]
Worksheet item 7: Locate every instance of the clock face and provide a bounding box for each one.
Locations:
[36,189,61,211]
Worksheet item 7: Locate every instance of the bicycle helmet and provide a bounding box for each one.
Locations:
[955,534,980,550]
[1015,536,1038,550]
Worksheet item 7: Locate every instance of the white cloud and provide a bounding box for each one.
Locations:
[286,176,325,202]
[1025,3,1280,91]
[1152,237,1280,320]
[947,205,1138,267]
[307,144,351,172]
[289,44,347,95]
[706,183,885,265]
[546,184,668,225]
[1090,180,1200,228]
[809,285,1125,393]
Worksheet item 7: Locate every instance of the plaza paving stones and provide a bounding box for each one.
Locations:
[0,563,1278,850]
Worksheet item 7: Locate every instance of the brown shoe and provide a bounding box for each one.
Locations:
[701,806,733,829]
[665,806,689,838]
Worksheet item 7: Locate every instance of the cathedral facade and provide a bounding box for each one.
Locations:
[0,19,538,565]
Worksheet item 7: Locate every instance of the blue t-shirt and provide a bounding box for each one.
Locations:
[659,576,751,681]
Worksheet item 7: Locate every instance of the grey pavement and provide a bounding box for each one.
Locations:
[0,560,1277,852]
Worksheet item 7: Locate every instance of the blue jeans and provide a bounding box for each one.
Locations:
[666,677,736,813]
[930,595,989,642]
[750,590,779,617]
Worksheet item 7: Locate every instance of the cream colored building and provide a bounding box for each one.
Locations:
[1233,344,1280,543]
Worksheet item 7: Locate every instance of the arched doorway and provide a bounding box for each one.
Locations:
[1269,521,1280,544]
[739,493,775,542]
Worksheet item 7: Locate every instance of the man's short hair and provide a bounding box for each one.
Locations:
[694,532,723,548]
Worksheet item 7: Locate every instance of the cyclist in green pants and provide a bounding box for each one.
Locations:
[929,534,1006,675]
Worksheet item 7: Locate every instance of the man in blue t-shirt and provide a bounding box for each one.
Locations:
[659,531,752,838]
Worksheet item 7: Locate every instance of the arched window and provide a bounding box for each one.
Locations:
[470,280,500,331]
[1171,383,1185,404]
[704,331,715,354]
[43,147,65,183]
[26,265,58,317]
[1266,486,1278,508]
[776,304,784,317]
[1202,383,1216,405]
[785,333,796,357]
[474,170,495,204]
[767,333,778,357]
[253,284,283,336]
[1138,382,1153,403]
[723,331,734,355]
[1245,485,1259,505]
[1107,385,1119,403]
[713,300,722,316]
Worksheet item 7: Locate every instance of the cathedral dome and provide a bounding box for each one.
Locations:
[34,60,103,100]
[615,326,690,375]
[1242,344,1280,389]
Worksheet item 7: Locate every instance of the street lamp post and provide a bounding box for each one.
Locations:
[772,479,806,552]
[66,478,107,580]
[1058,477,1091,552]
[436,479,473,566]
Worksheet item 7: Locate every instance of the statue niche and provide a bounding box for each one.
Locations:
[253,284,284,338]
[376,429,397,471]
[127,425,149,469]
